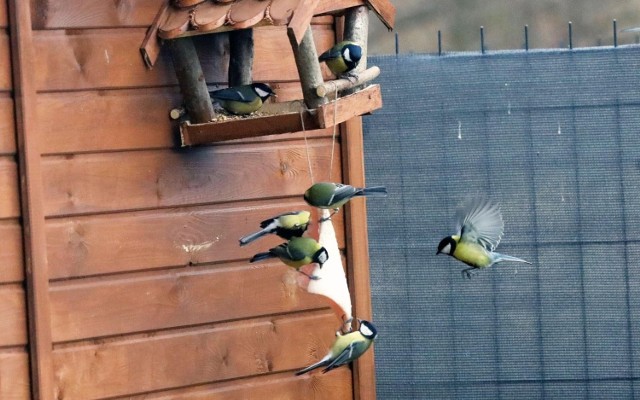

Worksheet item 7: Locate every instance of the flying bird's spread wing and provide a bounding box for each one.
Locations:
[455,196,504,251]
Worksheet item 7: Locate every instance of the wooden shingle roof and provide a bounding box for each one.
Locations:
[158,0,395,42]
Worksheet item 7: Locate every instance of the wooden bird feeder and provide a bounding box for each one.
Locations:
[140,0,396,146]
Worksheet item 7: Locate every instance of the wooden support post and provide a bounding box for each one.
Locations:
[288,27,328,109]
[228,28,254,86]
[167,37,215,123]
[341,117,376,400]
[343,6,369,94]
[9,1,55,399]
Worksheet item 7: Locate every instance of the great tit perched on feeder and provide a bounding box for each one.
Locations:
[239,211,311,246]
[304,182,387,220]
[209,83,275,115]
[436,196,531,278]
[249,236,328,280]
[295,319,378,375]
[318,41,362,77]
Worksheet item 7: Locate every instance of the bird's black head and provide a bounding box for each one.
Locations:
[357,319,378,340]
[436,236,456,256]
[312,247,329,267]
[342,44,362,69]
[251,83,276,101]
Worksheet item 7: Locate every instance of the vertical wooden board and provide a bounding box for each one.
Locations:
[0,352,31,399]
[0,33,11,90]
[36,89,182,155]
[0,96,16,154]
[49,264,330,342]
[0,157,20,219]
[0,221,24,283]
[52,312,341,399]
[46,201,345,279]
[30,0,161,29]
[41,140,340,217]
[0,0,6,27]
[130,370,353,399]
[0,286,27,346]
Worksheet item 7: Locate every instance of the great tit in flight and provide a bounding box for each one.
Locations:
[437,196,531,278]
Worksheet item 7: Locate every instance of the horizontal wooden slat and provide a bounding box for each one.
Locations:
[52,312,342,399]
[0,32,11,90]
[0,157,20,219]
[34,25,334,92]
[30,0,162,29]
[50,262,334,342]
[0,221,24,283]
[0,351,31,399]
[35,84,328,154]
[42,139,341,217]
[131,369,352,400]
[31,0,333,29]
[46,200,345,279]
[0,95,16,154]
[0,286,27,347]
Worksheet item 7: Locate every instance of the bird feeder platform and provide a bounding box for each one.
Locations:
[180,83,382,145]
[141,0,394,144]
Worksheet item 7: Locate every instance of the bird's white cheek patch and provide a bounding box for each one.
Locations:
[255,87,270,98]
[442,243,451,254]
[360,324,373,336]
[344,48,352,62]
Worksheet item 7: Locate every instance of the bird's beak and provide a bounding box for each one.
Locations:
[270,92,277,98]
[436,250,441,255]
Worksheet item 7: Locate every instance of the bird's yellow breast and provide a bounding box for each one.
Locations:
[453,242,492,268]
[326,58,349,75]
[220,97,262,115]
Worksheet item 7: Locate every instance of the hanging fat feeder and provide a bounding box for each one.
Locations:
[139,0,395,146]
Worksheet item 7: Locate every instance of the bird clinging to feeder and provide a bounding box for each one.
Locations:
[249,236,328,280]
[304,182,388,220]
[295,319,378,375]
[239,210,311,246]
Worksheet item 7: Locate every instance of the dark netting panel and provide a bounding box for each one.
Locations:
[363,47,640,399]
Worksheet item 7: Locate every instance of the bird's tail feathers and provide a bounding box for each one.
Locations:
[494,253,532,265]
[249,252,274,263]
[295,359,329,376]
[239,229,268,246]
[357,186,388,197]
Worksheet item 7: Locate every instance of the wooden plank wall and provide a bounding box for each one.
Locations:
[1,0,32,398]
[21,0,367,399]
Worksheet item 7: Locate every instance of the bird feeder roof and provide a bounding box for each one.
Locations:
[157,0,395,41]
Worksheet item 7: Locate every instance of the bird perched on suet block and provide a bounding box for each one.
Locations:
[295,319,378,375]
[304,182,387,220]
[319,41,362,77]
[249,236,328,280]
[239,211,311,246]
[209,83,275,115]
[436,196,531,278]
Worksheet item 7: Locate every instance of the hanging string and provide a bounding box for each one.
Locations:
[300,106,314,185]
[328,85,339,181]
